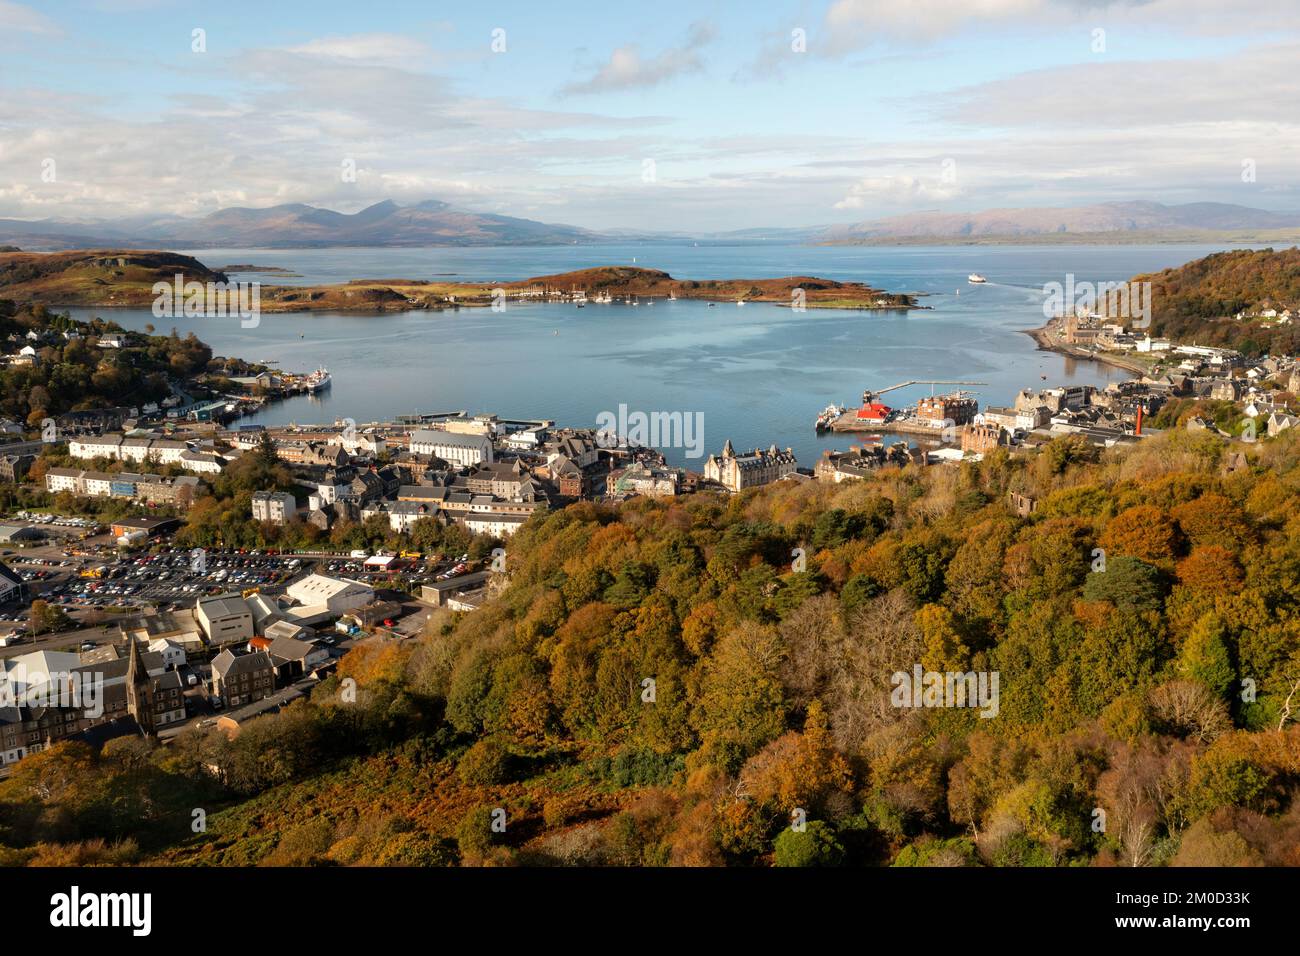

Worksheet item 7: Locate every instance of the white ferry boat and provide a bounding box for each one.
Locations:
[304,367,332,392]
[968,273,987,284]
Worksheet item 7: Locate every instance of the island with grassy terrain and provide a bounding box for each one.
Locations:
[0,250,919,313]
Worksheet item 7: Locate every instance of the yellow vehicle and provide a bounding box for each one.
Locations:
[241,586,261,598]
[400,550,423,560]
[79,566,104,579]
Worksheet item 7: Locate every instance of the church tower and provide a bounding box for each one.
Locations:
[125,637,154,737]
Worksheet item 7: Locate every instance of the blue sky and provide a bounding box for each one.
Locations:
[1,0,1297,230]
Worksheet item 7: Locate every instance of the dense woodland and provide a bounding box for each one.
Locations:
[1138,246,1300,355]
[2,424,1298,867]
[0,299,212,426]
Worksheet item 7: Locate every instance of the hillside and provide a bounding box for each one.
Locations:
[2,427,1298,868]
[8,199,1300,251]
[0,250,227,307]
[0,255,918,312]
[0,200,599,250]
[819,201,1300,245]
[1134,246,1300,354]
[0,299,214,427]
[510,266,915,308]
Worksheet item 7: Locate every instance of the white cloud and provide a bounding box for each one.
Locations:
[822,0,1300,53]
[0,1,59,36]
[562,21,716,95]
[285,33,432,63]
[835,174,961,209]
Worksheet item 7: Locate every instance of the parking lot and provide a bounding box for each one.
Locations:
[1,522,481,650]
[47,548,312,611]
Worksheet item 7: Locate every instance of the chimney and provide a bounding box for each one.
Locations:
[1135,403,1144,436]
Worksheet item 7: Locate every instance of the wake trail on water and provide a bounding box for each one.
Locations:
[979,281,1043,294]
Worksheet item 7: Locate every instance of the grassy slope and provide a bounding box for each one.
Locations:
[0,254,917,313]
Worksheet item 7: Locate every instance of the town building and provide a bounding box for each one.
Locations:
[0,560,25,605]
[409,429,495,467]
[196,593,255,646]
[124,637,185,735]
[961,422,1007,455]
[44,468,201,506]
[704,440,798,492]
[283,574,375,623]
[251,490,297,524]
[610,462,680,499]
[916,393,978,426]
[210,649,275,708]
[0,454,34,483]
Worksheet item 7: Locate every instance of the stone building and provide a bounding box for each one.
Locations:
[704,440,798,492]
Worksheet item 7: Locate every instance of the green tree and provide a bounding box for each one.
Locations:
[773,820,844,867]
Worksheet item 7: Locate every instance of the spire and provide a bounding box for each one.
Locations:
[126,633,143,685]
[125,637,154,737]
[722,439,735,457]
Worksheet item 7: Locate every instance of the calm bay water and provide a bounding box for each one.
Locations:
[69,243,1239,466]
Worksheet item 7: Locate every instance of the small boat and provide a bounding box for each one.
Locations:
[736,300,745,307]
[968,274,987,284]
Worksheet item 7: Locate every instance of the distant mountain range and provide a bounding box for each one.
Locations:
[814,201,1300,244]
[0,199,600,250]
[1,199,1298,250]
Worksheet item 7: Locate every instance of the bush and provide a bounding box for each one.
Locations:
[457,736,512,786]
[455,805,501,860]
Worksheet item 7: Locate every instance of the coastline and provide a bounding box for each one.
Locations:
[1020,318,1148,376]
[0,251,924,314]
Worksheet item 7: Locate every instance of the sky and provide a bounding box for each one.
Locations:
[1,0,1298,231]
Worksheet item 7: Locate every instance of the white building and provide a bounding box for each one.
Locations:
[0,561,23,604]
[1135,336,1171,352]
[284,573,375,622]
[147,637,187,669]
[251,491,297,524]
[81,472,114,497]
[463,511,529,538]
[44,467,84,493]
[196,593,255,646]
[361,500,436,532]
[69,435,123,459]
[409,429,494,467]
[178,450,224,474]
[67,434,205,468]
